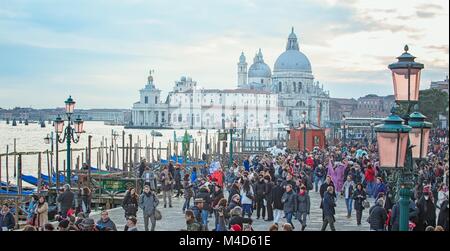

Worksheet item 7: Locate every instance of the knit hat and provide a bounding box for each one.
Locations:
[231,224,242,231]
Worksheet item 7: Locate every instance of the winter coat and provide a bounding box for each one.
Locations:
[368,204,387,230]
[183,180,194,199]
[196,188,212,211]
[373,182,386,199]
[352,188,367,211]
[255,181,266,199]
[96,218,117,231]
[322,192,336,217]
[139,192,159,216]
[35,202,48,229]
[191,171,197,183]
[365,168,376,183]
[314,167,325,179]
[296,192,310,214]
[57,190,75,213]
[265,182,274,202]
[0,211,15,231]
[416,197,437,231]
[437,200,449,231]
[272,185,284,210]
[227,185,240,203]
[122,192,139,217]
[160,172,174,191]
[282,190,297,213]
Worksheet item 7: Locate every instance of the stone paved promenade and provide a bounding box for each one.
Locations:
[92,189,373,231]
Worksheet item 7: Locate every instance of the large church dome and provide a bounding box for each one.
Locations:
[274,28,312,73]
[248,49,271,78]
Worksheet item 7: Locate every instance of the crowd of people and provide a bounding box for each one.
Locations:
[1,131,448,232]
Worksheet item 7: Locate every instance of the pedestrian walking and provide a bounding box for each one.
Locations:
[296,185,310,231]
[352,183,367,226]
[160,166,174,208]
[122,187,139,218]
[321,186,336,231]
[282,184,297,229]
[139,185,159,231]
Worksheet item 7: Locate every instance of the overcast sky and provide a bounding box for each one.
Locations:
[0,0,448,109]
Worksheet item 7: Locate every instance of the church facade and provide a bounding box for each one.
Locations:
[131,28,330,130]
[237,28,330,127]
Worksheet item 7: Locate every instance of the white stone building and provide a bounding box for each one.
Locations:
[238,27,330,127]
[131,28,330,129]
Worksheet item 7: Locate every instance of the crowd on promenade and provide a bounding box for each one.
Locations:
[1,131,448,232]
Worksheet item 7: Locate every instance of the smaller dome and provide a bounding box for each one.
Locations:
[248,49,271,78]
[248,63,271,78]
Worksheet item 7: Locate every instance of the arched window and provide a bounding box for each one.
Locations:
[278,82,282,92]
[293,82,297,93]
[298,82,302,91]
[178,114,182,122]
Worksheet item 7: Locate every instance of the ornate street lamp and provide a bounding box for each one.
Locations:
[375,112,411,168]
[408,108,432,160]
[388,45,424,103]
[341,115,348,145]
[54,96,84,186]
[376,45,429,231]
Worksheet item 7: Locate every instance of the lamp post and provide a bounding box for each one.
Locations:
[229,104,237,168]
[54,96,84,185]
[375,45,426,231]
[342,115,347,145]
[301,111,307,152]
[370,113,375,144]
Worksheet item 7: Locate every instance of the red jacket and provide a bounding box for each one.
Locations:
[365,168,376,182]
[212,170,224,188]
[305,157,314,167]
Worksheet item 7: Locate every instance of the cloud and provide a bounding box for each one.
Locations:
[416,10,436,18]
[426,45,449,54]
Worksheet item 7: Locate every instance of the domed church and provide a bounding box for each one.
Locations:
[237,27,330,127]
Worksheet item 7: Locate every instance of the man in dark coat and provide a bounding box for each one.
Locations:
[281,184,297,229]
[437,200,449,231]
[0,203,15,231]
[321,186,336,231]
[264,176,274,221]
[416,190,436,231]
[254,175,266,220]
[272,179,285,225]
[368,198,387,231]
[57,184,75,218]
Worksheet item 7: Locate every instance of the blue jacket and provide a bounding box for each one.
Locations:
[373,183,386,199]
[243,160,250,172]
[191,171,197,183]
